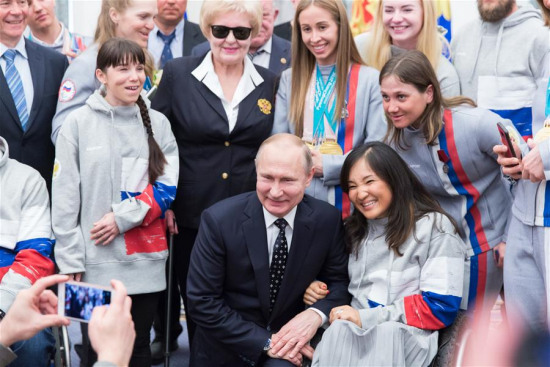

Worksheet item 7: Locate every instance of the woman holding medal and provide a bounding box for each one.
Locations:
[272,0,386,217]
[380,50,522,324]
[492,0,550,332]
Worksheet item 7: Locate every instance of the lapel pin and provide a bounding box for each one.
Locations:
[280,58,287,65]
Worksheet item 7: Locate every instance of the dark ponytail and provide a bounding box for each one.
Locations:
[97,37,167,183]
[136,95,167,183]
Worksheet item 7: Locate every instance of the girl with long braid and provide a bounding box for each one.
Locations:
[52,38,179,367]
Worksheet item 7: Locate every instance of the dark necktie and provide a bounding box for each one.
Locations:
[158,30,176,69]
[3,50,28,131]
[269,218,288,313]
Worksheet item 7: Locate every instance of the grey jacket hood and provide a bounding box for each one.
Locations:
[468,5,543,81]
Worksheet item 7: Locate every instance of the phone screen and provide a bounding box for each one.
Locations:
[497,122,517,159]
[59,282,112,322]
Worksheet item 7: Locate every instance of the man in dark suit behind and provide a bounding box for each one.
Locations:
[187,134,350,366]
[191,0,291,76]
[147,0,206,69]
[0,0,68,194]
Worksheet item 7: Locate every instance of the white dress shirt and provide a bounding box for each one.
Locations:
[0,38,34,117]
[148,20,184,69]
[262,206,328,323]
[250,36,272,69]
[191,51,264,132]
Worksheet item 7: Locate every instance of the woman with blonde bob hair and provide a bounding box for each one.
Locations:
[52,0,157,143]
[151,0,277,347]
[273,0,385,218]
[355,0,460,98]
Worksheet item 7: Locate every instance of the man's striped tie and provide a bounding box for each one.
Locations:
[3,49,29,131]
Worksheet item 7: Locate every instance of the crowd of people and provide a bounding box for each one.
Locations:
[1,0,550,366]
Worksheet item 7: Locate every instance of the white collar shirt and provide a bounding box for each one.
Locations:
[191,51,264,132]
[263,206,296,266]
[148,19,184,69]
[250,36,272,69]
[0,38,34,117]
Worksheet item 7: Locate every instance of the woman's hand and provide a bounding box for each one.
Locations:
[329,305,361,327]
[90,213,120,246]
[165,209,179,235]
[522,139,545,182]
[303,281,328,305]
[310,150,324,177]
[493,144,522,179]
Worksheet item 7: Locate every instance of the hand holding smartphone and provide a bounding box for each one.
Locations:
[497,122,518,159]
[58,281,113,323]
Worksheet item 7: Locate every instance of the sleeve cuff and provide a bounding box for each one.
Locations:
[309,307,328,325]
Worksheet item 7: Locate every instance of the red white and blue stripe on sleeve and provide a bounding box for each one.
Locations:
[0,238,55,283]
[403,256,463,329]
[121,181,176,225]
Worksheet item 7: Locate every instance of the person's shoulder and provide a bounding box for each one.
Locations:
[205,192,257,217]
[300,194,341,220]
[254,64,277,82]
[450,105,498,123]
[191,40,210,56]
[25,38,66,67]
[356,63,380,78]
[6,155,45,184]
[272,34,291,49]
[185,20,201,30]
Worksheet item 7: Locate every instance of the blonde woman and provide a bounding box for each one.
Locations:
[273,0,385,218]
[51,0,157,143]
[355,0,460,97]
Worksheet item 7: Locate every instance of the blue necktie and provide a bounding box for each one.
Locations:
[3,49,29,131]
[269,218,288,313]
[158,30,176,69]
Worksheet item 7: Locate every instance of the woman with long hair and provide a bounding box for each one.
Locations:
[380,50,521,323]
[51,0,157,143]
[309,142,466,366]
[492,0,550,332]
[273,0,385,218]
[52,38,179,367]
[355,0,460,98]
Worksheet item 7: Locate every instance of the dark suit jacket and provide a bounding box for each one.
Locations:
[0,39,68,192]
[187,192,350,366]
[274,21,292,42]
[191,35,291,76]
[182,20,206,56]
[151,55,277,229]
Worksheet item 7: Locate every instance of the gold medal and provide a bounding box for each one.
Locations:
[534,118,550,143]
[305,140,343,155]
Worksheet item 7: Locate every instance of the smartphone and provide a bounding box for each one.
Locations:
[58,281,113,323]
[497,122,517,158]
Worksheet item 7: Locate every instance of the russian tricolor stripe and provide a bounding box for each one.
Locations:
[438,110,491,255]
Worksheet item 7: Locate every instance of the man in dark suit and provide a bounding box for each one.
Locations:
[191,0,291,76]
[0,0,68,194]
[187,134,350,366]
[147,0,206,69]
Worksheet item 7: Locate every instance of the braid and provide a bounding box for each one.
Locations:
[136,95,167,183]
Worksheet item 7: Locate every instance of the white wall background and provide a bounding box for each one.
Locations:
[70,0,536,41]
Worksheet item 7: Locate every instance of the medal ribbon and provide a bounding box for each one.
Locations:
[313,65,337,147]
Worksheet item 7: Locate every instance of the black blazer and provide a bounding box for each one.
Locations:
[187,192,350,366]
[151,55,278,229]
[182,20,206,56]
[191,34,291,76]
[274,21,292,42]
[0,39,68,192]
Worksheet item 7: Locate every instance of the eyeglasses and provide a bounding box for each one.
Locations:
[210,25,252,41]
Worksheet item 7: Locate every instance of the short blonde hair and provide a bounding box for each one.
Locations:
[199,0,262,39]
[367,0,443,71]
